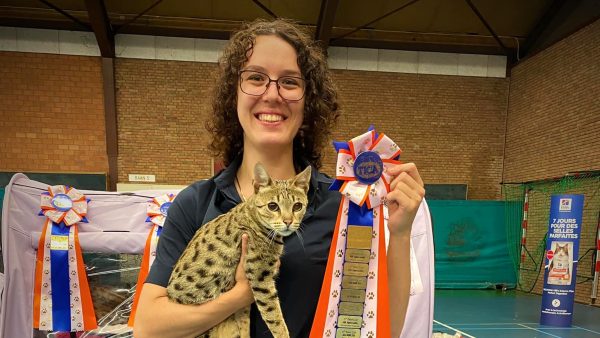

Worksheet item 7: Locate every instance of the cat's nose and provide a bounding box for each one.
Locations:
[283,220,292,227]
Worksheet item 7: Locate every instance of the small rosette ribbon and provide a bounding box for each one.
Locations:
[128,193,176,326]
[33,185,97,332]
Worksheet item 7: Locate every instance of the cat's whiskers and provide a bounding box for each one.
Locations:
[267,229,277,248]
[295,223,306,252]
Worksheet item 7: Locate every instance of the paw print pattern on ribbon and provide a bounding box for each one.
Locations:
[370,251,376,260]
[367,331,375,338]
[368,271,376,279]
[335,269,341,278]
[367,310,375,319]
[367,291,375,300]
[337,249,343,257]
[338,165,346,175]
[325,329,332,337]
[331,289,339,298]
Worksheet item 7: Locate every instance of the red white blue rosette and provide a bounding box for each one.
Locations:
[128,193,176,326]
[146,193,176,227]
[311,127,402,338]
[329,127,402,207]
[33,185,97,332]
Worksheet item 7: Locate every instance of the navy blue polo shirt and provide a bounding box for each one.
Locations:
[146,156,341,337]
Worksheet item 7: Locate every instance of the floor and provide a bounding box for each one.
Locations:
[433,290,600,338]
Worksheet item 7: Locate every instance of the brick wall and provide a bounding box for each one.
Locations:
[505,20,600,305]
[0,52,107,173]
[115,58,218,184]
[503,20,600,182]
[327,71,509,200]
[115,59,509,199]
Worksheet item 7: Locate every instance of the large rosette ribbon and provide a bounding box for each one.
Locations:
[33,185,97,332]
[128,193,176,326]
[311,127,402,338]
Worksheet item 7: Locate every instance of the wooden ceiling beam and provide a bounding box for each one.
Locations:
[315,0,340,49]
[38,0,90,31]
[520,0,568,58]
[0,6,89,31]
[84,0,114,58]
[331,0,422,42]
[464,0,510,56]
[251,0,278,18]
[0,6,522,55]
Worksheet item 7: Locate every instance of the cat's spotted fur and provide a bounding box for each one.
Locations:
[166,163,311,338]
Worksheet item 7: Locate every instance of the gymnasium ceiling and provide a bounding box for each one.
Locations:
[0,0,598,62]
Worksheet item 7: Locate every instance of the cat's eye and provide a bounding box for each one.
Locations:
[267,202,280,211]
[292,202,303,212]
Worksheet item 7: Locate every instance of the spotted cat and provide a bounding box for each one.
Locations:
[167,163,311,338]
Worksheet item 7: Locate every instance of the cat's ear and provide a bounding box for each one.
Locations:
[292,165,312,194]
[253,162,273,193]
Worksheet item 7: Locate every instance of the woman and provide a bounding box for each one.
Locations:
[133,18,424,338]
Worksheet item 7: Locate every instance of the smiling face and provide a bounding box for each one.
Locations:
[236,35,305,154]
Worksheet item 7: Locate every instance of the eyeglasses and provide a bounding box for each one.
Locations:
[239,70,306,101]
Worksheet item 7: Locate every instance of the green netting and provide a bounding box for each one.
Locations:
[430,200,517,289]
[502,172,600,293]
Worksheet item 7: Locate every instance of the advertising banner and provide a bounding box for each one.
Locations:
[540,194,584,326]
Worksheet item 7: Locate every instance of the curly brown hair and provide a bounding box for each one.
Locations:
[206,18,340,169]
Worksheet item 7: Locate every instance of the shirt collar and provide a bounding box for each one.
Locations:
[213,153,319,205]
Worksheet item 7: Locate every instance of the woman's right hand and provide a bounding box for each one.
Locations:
[231,233,254,306]
[133,234,256,338]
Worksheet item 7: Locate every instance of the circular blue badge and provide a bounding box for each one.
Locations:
[160,202,172,216]
[353,151,383,185]
[51,194,73,212]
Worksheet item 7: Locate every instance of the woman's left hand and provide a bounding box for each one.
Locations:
[385,163,425,237]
